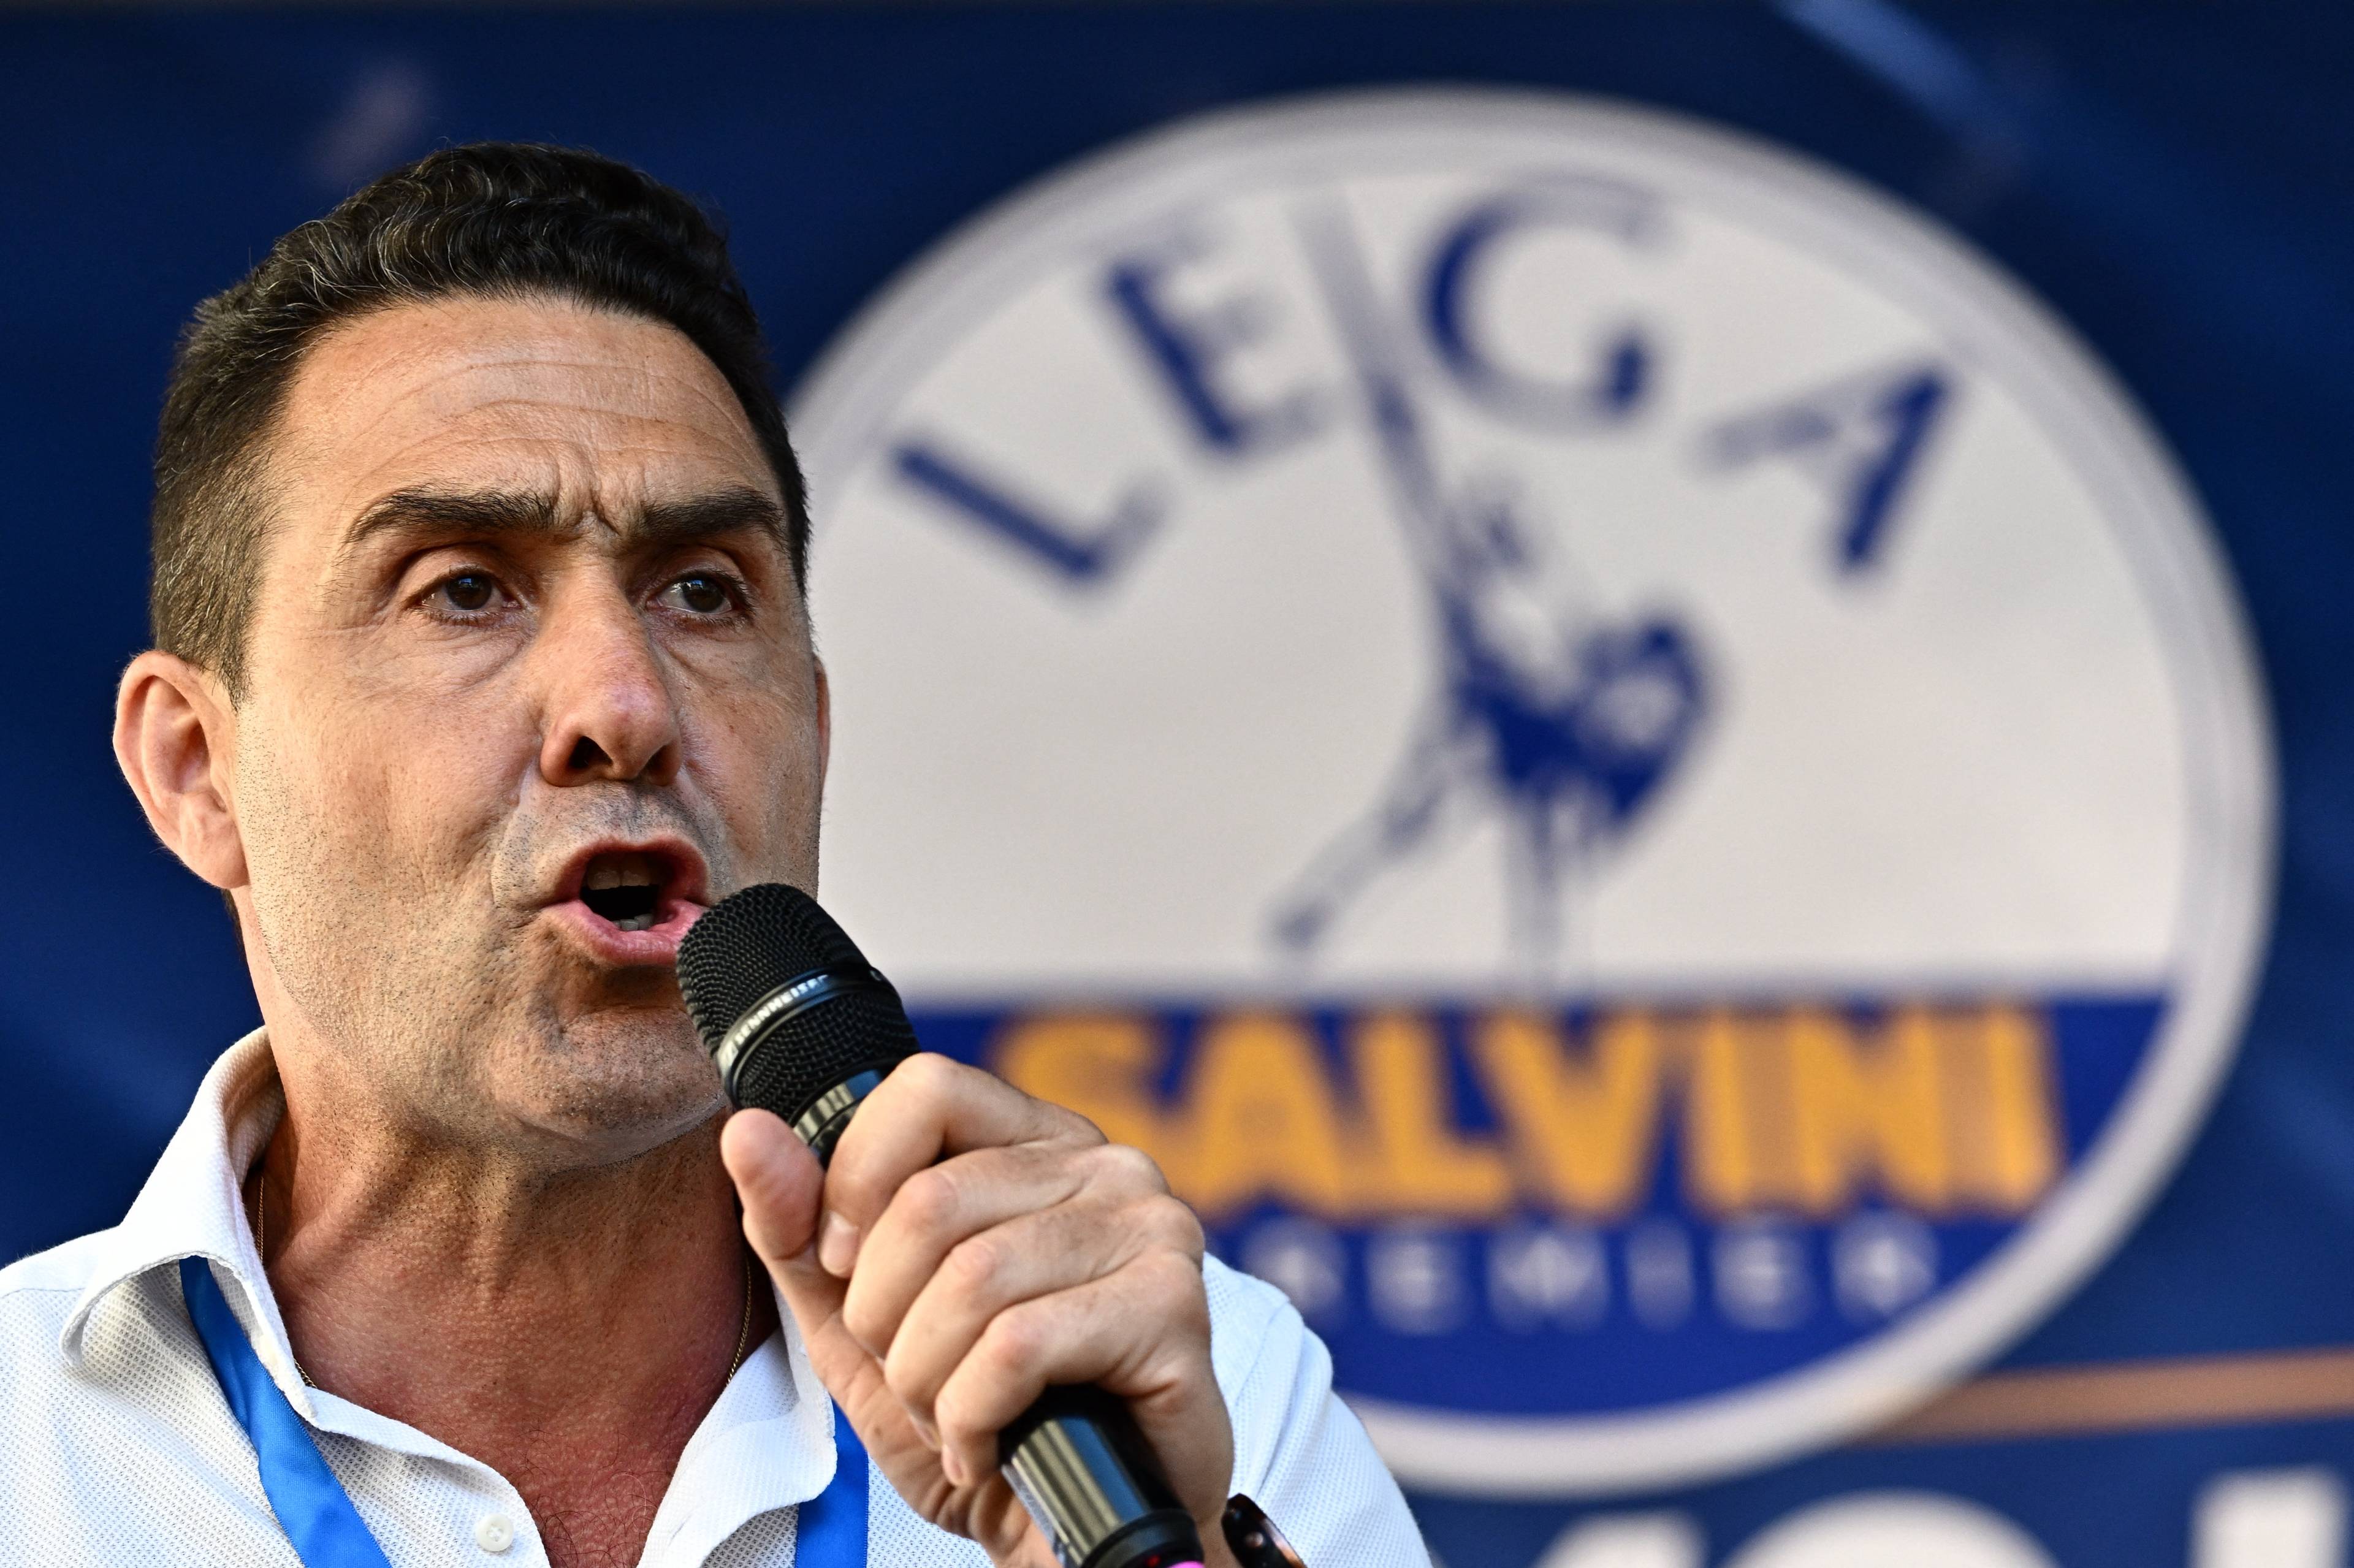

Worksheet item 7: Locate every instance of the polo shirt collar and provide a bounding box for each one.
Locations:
[54,1029,840,1539]
[61,1028,287,1378]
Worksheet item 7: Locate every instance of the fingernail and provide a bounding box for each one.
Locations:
[910,1412,940,1451]
[818,1212,860,1277]
[941,1448,967,1488]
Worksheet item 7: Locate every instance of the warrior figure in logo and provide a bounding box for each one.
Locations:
[1270,205,1709,974]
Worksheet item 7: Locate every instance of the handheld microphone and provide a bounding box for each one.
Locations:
[678,883,1206,1568]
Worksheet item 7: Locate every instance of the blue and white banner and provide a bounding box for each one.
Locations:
[796,88,2271,1496]
[2,7,2347,1564]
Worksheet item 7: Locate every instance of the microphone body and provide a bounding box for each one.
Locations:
[680,885,1205,1568]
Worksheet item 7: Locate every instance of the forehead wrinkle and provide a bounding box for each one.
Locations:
[395,334,753,440]
[475,338,762,478]
[451,394,761,467]
[276,297,782,572]
[626,351,760,439]
[316,395,768,525]
[291,314,741,446]
[333,382,769,505]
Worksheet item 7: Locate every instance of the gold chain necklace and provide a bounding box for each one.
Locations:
[251,1176,756,1386]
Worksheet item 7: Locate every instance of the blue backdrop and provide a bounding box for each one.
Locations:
[3,5,2350,1564]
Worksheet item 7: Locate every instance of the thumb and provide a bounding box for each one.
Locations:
[720,1108,848,1342]
[721,1109,917,1474]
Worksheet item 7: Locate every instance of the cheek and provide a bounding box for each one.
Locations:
[252,677,525,899]
[682,655,825,861]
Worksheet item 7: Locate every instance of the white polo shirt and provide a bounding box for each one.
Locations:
[0,1033,1428,1567]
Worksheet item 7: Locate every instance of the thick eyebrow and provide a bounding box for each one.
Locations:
[637,487,790,549]
[343,485,788,552]
[345,487,560,548]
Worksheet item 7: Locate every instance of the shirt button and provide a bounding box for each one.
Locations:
[474,1513,516,1554]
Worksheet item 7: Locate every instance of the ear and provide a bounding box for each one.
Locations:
[812,655,832,797]
[114,650,249,891]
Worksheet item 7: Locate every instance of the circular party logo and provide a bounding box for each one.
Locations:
[790,90,2274,1494]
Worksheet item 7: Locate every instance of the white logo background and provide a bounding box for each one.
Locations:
[790,90,2272,1492]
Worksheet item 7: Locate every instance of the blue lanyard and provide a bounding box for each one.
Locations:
[182,1256,869,1567]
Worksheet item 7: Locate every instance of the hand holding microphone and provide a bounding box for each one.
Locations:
[687,886,1233,1568]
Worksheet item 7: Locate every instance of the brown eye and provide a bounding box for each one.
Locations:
[668,574,733,614]
[440,573,497,612]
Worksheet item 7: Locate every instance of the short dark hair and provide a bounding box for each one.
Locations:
[150,142,808,699]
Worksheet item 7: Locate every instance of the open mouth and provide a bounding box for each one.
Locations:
[547,839,709,959]
[577,851,672,933]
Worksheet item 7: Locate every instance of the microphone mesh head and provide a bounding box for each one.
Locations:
[677,883,919,1122]
[677,882,863,1038]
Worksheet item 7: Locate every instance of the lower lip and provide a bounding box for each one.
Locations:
[546,897,707,966]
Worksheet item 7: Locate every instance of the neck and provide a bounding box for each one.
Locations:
[252,1065,774,1568]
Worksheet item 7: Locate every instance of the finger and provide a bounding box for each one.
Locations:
[720,1108,825,1265]
[723,1108,957,1470]
[720,1110,864,1382]
[880,1186,1203,1431]
[820,1055,1098,1272]
[843,1141,1168,1358]
[929,1250,1227,1510]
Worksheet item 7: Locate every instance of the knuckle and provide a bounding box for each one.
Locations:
[1141,1195,1206,1257]
[882,1347,934,1412]
[1047,1095,1108,1147]
[1087,1141,1168,1195]
[1139,1247,1211,1317]
[932,1383,989,1452]
[896,1165,964,1237]
[821,1163,886,1228]
[894,1051,965,1106]
[840,1290,888,1355]
[1059,1106,1111,1146]
[979,1303,1047,1377]
[940,1231,1006,1296]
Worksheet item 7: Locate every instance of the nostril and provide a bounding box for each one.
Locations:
[566,736,611,775]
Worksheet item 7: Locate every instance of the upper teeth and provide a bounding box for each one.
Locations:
[585,855,660,891]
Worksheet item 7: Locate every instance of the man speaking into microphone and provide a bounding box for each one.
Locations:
[0,145,1427,1568]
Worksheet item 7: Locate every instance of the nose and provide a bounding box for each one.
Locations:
[532,582,683,789]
